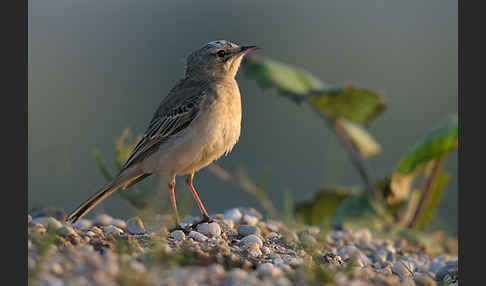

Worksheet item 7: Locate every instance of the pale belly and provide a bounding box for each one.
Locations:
[142,83,242,175]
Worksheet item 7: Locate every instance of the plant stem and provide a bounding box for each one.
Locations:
[331,119,384,211]
[408,157,445,228]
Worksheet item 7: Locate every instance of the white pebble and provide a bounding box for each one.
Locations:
[197,222,221,237]
[188,231,208,242]
[222,208,242,224]
[111,219,127,229]
[240,234,263,248]
[103,225,124,235]
[170,230,186,241]
[242,214,259,226]
[93,214,113,226]
[72,219,92,230]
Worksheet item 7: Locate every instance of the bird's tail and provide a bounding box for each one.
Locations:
[67,168,147,223]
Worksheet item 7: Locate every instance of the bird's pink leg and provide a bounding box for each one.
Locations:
[186,173,211,221]
[168,176,180,226]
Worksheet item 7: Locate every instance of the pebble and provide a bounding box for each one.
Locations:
[58,225,76,237]
[240,234,263,248]
[338,245,371,267]
[28,214,32,223]
[33,217,63,230]
[353,229,372,245]
[301,234,317,248]
[237,225,260,236]
[38,273,63,286]
[222,208,242,223]
[208,264,225,276]
[435,260,458,281]
[85,231,96,237]
[414,273,437,286]
[170,230,186,241]
[196,222,221,237]
[188,231,208,242]
[111,219,127,229]
[103,225,124,235]
[242,214,259,226]
[222,219,235,229]
[392,260,414,278]
[247,247,262,257]
[261,246,271,255]
[72,219,92,230]
[126,217,145,234]
[257,263,282,277]
[93,214,113,226]
[241,208,263,220]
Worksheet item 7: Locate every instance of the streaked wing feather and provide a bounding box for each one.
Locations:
[122,80,206,169]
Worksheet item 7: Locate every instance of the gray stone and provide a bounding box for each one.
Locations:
[58,225,76,236]
[240,234,263,248]
[338,245,371,267]
[222,208,242,223]
[111,219,127,229]
[103,225,124,235]
[435,260,458,282]
[301,234,317,248]
[414,273,437,286]
[392,260,414,278]
[208,263,225,276]
[38,273,63,286]
[72,219,92,230]
[197,222,221,237]
[170,230,186,241]
[126,217,145,234]
[93,214,113,226]
[237,225,260,236]
[242,214,259,226]
[188,231,208,242]
[257,263,282,277]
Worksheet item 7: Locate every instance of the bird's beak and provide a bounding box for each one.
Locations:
[239,45,261,54]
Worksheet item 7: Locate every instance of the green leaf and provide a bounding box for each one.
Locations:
[332,194,393,229]
[243,55,324,95]
[242,55,386,126]
[413,172,450,229]
[388,115,457,204]
[308,84,386,126]
[295,187,361,226]
[395,115,458,174]
[339,119,382,158]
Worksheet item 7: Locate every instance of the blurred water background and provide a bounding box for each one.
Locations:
[28,0,457,235]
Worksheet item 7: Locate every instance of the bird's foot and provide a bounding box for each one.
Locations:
[186,216,214,231]
[168,217,213,234]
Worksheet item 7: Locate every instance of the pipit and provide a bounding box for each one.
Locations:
[68,40,260,228]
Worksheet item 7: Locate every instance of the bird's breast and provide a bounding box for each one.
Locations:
[158,80,242,175]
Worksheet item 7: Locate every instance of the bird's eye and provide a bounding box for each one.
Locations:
[216,50,226,58]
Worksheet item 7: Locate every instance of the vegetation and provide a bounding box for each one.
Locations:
[94,55,457,240]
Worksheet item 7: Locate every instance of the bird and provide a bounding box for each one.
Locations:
[67,40,260,229]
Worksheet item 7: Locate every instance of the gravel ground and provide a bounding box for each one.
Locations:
[28,208,458,286]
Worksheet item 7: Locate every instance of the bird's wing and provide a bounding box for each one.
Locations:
[121,78,207,169]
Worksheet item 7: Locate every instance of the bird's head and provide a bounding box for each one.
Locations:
[185,40,260,80]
